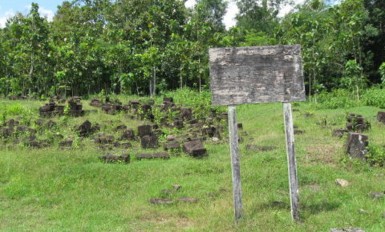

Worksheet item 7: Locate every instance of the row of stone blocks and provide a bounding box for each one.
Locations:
[39,97,84,117]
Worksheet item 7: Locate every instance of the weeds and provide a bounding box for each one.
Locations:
[366,144,385,167]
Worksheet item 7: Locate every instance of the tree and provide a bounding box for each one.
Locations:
[236,0,289,35]
[51,0,111,96]
[279,0,375,96]
[1,4,52,97]
[363,0,385,83]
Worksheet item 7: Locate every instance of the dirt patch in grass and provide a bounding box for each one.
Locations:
[139,212,195,230]
[303,143,343,166]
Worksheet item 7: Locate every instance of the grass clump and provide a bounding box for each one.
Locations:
[366,144,385,167]
[362,87,385,109]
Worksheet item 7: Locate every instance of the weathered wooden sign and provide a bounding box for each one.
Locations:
[209,45,305,106]
[209,45,304,223]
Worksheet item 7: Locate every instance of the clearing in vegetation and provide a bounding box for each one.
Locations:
[0,89,385,231]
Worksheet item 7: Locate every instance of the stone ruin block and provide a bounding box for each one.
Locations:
[237,123,243,130]
[114,142,132,149]
[90,99,102,107]
[161,97,175,111]
[25,136,50,148]
[101,102,122,115]
[59,138,73,148]
[1,127,13,138]
[0,119,36,139]
[78,120,92,137]
[346,132,368,159]
[115,125,127,131]
[4,119,19,128]
[138,125,153,138]
[141,134,158,149]
[149,198,174,205]
[120,129,135,141]
[332,128,348,138]
[202,125,221,139]
[77,120,99,137]
[209,108,217,118]
[67,97,84,117]
[55,105,65,115]
[173,118,184,129]
[219,112,228,121]
[99,153,130,163]
[163,97,174,104]
[164,140,181,151]
[8,94,27,100]
[180,108,193,121]
[129,100,140,108]
[136,152,170,160]
[183,139,207,157]
[346,113,370,132]
[39,102,55,116]
[39,101,65,117]
[377,112,385,124]
[94,133,114,144]
[45,120,57,129]
[141,104,152,114]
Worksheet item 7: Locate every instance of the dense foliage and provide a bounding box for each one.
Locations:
[0,0,384,97]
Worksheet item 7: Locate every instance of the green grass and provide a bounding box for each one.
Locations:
[1,93,385,231]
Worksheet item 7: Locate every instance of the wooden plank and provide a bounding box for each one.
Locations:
[228,106,243,221]
[283,102,300,221]
[209,45,305,106]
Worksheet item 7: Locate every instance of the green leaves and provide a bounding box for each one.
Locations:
[380,63,385,84]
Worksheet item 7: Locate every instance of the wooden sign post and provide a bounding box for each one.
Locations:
[209,45,305,222]
[228,105,243,221]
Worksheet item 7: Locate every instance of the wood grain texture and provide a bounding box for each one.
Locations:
[209,45,305,106]
[283,102,300,221]
[228,106,243,221]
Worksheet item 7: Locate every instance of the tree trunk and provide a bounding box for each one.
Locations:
[199,75,202,93]
[29,53,34,96]
[180,67,183,89]
[153,66,156,97]
[149,79,153,97]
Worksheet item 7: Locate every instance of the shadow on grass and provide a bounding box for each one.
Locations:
[254,199,341,221]
[301,200,341,217]
[256,200,290,211]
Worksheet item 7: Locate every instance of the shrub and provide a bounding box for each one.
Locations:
[0,103,34,125]
[313,89,361,109]
[380,62,385,84]
[366,144,385,167]
[362,87,385,108]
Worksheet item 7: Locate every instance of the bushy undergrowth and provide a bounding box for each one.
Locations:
[0,103,35,125]
[366,144,385,167]
[312,89,361,109]
[312,87,385,109]
[162,88,225,119]
[362,87,385,108]
[162,88,211,107]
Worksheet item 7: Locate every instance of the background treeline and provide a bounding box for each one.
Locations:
[0,0,384,98]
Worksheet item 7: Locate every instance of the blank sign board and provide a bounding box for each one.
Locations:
[209,45,306,106]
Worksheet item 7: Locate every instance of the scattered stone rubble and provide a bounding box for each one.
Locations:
[10,96,233,161]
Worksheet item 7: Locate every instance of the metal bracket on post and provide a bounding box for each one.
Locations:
[228,105,243,222]
[283,102,300,221]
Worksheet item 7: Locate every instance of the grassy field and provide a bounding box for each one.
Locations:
[1,91,385,231]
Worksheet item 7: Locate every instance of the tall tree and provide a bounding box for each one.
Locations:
[1,4,51,96]
[235,0,288,34]
[363,0,385,83]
